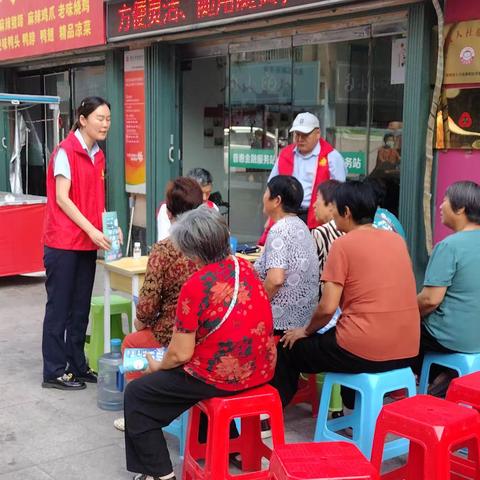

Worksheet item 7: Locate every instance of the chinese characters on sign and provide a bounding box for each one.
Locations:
[229,148,276,170]
[124,49,147,194]
[341,151,366,176]
[107,0,326,39]
[0,0,105,61]
[444,20,480,85]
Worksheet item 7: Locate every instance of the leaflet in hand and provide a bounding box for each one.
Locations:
[119,348,166,374]
[102,211,122,262]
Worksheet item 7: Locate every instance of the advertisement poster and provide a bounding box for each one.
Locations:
[391,38,407,85]
[0,0,105,61]
[444,20,480,85]
[124,49,146,194]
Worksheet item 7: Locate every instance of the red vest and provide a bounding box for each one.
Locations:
[278,139,333,229]
[43,131,105,251]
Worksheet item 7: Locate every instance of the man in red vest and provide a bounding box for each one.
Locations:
[268,112,346,229]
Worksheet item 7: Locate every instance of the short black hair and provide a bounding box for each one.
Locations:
[317,180,341,205]
[363,177,387,208]
[384,133,394,143]
[446,180,480,224]
[267,175,304,214]
[334,180,377,225]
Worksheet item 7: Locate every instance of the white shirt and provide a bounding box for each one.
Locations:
[53,129,100,180]
[268,141,347,208]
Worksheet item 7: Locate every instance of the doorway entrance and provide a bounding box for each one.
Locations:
[181,22,406,242]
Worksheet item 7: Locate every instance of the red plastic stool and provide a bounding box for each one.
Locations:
[182,384,285,480]
[447,371,480,411]
[290,374,319,417]
[371,395,480,480]
[269,441,379,479]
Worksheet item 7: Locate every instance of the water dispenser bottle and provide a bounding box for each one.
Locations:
[97,338,124,411]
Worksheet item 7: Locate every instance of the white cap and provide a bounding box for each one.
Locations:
[289,112,320,134]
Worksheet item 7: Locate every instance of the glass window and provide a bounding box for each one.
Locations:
[368,36,405,216]
[227,46,293,242]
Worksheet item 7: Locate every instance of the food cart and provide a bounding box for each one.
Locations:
[0,93,60,276]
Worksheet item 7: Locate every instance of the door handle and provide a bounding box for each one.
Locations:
[168,134,174,163]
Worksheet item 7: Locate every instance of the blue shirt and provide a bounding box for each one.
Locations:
[423,230,480,353]
[268,141,346,208]
[373,208,407,240]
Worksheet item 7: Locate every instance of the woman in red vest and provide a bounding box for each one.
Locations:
[42,97,115,390]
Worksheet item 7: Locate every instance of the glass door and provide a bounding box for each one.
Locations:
[227,39,293,242]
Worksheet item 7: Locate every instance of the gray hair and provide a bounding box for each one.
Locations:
[186,167,213,187]
[170,206,231,264]
[446,180,480,224]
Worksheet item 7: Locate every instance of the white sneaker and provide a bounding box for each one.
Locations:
[260,414,271,439]
[114,417,125,432]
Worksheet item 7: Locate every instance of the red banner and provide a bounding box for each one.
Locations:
[0,0,105,62]
[124,49,146,194]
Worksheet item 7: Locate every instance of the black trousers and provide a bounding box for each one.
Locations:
[270,328,416,409]
[42,247,96,380]
[412,323,456,380]
[124,367,241,477]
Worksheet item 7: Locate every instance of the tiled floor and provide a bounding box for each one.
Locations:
[0,270,401,479]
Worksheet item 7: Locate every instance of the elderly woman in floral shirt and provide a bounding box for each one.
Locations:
[121,177,203,380]
[124,207,276,480]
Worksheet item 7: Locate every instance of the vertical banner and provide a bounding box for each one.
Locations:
[124,49,146,194]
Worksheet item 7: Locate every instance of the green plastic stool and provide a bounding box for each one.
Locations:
[85,295,132,372]
[316,373,343,414]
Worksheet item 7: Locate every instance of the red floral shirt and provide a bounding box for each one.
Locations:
[176,256,276,391]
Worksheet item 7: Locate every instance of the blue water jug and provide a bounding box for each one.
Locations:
[97,338,124,411]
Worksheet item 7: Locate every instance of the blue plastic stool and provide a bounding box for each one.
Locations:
[418,352,480,394]
[313,368,417,460]
[164,410,189,458]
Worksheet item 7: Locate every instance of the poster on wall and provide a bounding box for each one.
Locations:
[444,20,480,85]
[391,38,407,85]
[0,0,105,61]
[124,49,146,194]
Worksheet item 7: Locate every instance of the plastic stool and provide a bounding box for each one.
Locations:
[182,384,285,480]
[371,395,480,480]
[447,371,480,411]
[314,368,416,460]
[164,410,189,458]
[85,295,132,372]
[290,374,319,417]
[269,441,379,479]
[419,352,480,394]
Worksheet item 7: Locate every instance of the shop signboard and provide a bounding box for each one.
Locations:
[229,148,275,170]
[0,0,105,62]
[124,49,146,194]
[107,0,351,40]
[230,60,319,106]
[341,151,366,176]
[444,20,480,85]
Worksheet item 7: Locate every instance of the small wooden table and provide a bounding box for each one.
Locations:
[100,256,148,353]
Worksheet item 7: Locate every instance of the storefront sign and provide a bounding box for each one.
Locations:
[341,151,366,176]
[231,60,319,106]
[444,20,480,85]
[107,0,348,40]
[229,148,275,170]
[0,0,105,62]
[124,49,146,194]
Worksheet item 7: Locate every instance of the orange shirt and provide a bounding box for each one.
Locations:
[321,228,419,361]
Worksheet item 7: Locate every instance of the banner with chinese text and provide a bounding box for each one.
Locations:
[0,0,105,62]
[124,49,146,194]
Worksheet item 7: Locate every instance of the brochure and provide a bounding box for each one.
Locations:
[102,211,122,262]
